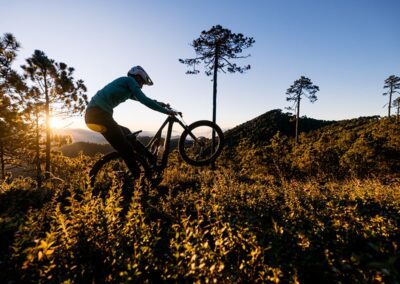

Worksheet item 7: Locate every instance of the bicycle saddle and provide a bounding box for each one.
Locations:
[126,130,142,141]
[127,130,142,137]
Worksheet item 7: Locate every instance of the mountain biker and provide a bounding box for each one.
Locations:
[85,66,176,178]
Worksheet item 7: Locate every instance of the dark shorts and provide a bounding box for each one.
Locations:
[85,106,139,175]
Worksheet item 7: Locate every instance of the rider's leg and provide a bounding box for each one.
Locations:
[103,126,141,179]
[85,107,141,178]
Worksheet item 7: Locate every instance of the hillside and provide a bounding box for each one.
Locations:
[224,109,335,147]
[292,115,400,178]
[222,113,399,180]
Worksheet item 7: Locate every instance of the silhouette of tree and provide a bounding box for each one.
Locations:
[179,25,255,126]
[383,75,400,117]
[21,50,88,178]
[286,76,319,143]
[0,33,28,179]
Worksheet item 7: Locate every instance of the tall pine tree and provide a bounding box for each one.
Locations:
[179,25,255,126]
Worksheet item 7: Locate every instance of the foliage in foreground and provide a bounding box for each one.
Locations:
[0,153,399,283]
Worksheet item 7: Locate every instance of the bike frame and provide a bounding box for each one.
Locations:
[143,114,189,170]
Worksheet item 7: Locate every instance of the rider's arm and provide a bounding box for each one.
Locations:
[127,78,170,114]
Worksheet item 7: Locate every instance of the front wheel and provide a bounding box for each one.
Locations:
[178,120,224,166]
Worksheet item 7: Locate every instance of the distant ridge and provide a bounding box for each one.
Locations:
[54,128,107,144]
[59,135,156,157]
[60,141,113,157]
[57,128,182,157]
[54,128,155,144]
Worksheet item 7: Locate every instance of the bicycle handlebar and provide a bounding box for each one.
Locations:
[172,109,183,117]
[165,105,182,117]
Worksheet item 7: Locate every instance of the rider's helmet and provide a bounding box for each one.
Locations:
[127,66,154,86]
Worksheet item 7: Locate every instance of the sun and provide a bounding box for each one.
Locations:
[49,117,67,129]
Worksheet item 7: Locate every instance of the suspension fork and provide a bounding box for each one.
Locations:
[176,119,199,142]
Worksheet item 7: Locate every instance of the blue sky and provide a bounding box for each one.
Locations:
[1,0,399,132]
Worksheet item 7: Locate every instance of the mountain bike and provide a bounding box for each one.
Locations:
[89,109,224,197]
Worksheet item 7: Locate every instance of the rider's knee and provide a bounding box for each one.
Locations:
[86,123,107,133]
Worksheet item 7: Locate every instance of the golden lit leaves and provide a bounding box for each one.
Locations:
[3,152,400,283]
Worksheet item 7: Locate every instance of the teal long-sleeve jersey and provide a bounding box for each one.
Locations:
[87,76,169,115]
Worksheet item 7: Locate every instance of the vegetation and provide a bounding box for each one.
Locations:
[1,112,399,283]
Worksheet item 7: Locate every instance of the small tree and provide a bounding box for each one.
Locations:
[393,97,400,121]
[286,76,319,143]
[21,50,88,178]
[383,75,400,117]
[179,25,255,126]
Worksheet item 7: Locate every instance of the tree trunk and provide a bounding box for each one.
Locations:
[295,93,301,143]
[212,44,219,126]
[44,75,51,179]
[388,86,393,117]
[211,44,219,170]
[35,106,42,187]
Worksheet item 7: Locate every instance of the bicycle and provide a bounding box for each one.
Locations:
[89,109,224,197]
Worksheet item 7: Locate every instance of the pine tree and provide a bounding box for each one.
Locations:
[286,76,319,143]
[179,25,255,126]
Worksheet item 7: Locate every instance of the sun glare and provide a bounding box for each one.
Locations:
[50,117,67,129]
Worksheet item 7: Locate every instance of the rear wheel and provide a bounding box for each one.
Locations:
[178,120,224,166]
[89,152,155,199]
